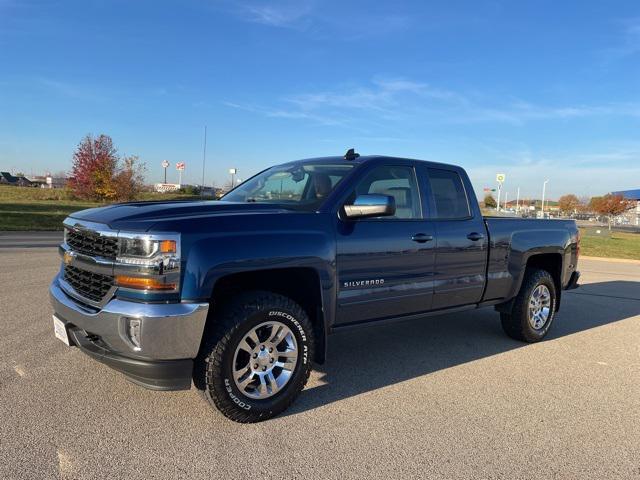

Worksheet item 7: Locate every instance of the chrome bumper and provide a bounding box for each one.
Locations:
[49,275,209,360]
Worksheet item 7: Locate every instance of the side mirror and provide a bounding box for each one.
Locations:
[344,194,396,219]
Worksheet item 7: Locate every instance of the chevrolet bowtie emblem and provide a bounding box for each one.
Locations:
[63,251,74,265]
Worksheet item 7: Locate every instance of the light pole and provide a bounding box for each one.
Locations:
[161,160,170,184]
[541,179,549,217]
[201,126,207,199]
[229,168,237,190]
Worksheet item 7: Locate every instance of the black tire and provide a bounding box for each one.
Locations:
[195,291,314,423]
[501,268,557,343]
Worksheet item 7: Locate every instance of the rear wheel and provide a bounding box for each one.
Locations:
[501,268,557,342]
[195,291,314,423]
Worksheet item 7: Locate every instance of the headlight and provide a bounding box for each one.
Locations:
[115,233,181,292]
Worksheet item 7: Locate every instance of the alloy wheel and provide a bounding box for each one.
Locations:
[232,321,298,399]
[528,284,551,330]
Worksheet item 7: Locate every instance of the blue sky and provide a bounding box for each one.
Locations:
[1,0,639,199]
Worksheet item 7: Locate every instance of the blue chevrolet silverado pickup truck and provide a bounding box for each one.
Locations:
[50,151,580,422]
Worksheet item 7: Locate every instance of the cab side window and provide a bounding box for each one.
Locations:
[353,166,421,219]
[427,168,470,219]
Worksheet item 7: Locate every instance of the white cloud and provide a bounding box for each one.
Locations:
[465,147,640,200]
[226,0,411,38]
[600,17,640,61]
[226,76,640,128]
[222,100,350,127]
[37,78,107,102]
[234,0,316,28]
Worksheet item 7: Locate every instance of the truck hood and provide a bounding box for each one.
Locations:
[68,200,294,231]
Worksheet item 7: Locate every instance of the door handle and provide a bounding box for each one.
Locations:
[412,233,433,243]
[467,232,485,241]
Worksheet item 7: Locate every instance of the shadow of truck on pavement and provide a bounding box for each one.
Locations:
[287,280,640,416]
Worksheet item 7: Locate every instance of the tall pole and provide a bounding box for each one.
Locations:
[228,168,237,191]
[496,183,502,212]
[541,179,549,217]
[201,126,207,199]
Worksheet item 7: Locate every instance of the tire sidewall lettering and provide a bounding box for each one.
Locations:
[224,378,251,410]
[268,310,307,342]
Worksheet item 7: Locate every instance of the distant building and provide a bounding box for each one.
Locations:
[0,171,35,187]
[28,175,48,188]
[612,189,640,226]
[44,176,67,189]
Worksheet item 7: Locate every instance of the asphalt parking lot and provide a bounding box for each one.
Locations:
[0,243,638,479]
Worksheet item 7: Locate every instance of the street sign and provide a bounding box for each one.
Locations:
[496,173,506,183]
[229,168,237,175]
[161,160,170,168]
[176,162,185,171]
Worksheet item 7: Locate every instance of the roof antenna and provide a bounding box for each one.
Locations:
[344,148,360,161]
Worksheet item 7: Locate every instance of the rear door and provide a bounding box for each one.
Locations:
[422,167,488,309]
[335,163,436,325]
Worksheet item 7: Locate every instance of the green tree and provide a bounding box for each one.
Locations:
[483,194,497,209]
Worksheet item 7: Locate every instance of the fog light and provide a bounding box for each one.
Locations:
[126,318,142,350]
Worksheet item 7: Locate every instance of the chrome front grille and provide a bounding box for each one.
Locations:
[63,265,114,303]
[66,227,118,259]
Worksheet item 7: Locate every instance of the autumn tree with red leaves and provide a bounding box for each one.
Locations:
[113,155,146,201]
[69,134,145,201]
[589,194,634,230]
[558,194,580,215]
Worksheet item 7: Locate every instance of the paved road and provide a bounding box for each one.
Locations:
[0,231,62,249]
[0,248,638,479]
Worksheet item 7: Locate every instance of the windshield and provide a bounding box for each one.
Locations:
[221,162,355,210]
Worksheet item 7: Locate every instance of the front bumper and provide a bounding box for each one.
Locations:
[50,275,209,389]
[67,327,194,390]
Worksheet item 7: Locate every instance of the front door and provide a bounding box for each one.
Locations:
[335,164,436,325]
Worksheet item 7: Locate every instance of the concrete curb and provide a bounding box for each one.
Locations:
[581,255,640,265]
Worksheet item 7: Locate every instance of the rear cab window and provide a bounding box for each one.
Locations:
[426,168,471,219]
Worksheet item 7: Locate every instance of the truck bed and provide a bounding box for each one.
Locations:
[482,217,579,303]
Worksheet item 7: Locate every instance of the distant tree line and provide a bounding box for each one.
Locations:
[482,192,634,229]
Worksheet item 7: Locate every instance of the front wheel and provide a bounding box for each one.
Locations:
[195,291,314,423]
[501,268,557,343]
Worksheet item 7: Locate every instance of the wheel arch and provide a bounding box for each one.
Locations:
[496,251,564,314]
[525,253,563,306]
[203,267,327,364]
